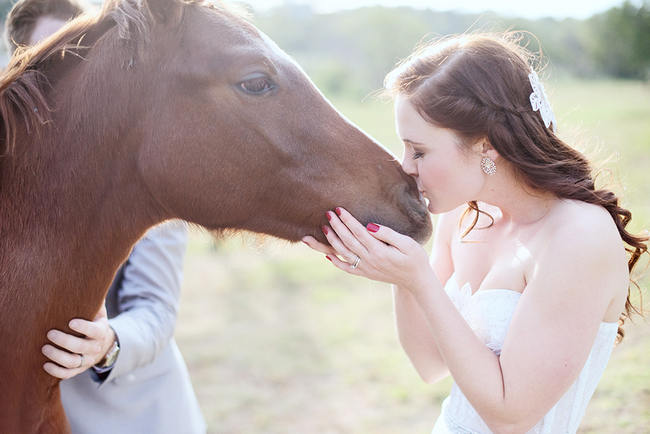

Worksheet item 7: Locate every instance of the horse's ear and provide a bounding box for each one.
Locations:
[145,0,183,25]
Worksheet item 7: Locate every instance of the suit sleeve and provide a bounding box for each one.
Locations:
[99,220,188,384]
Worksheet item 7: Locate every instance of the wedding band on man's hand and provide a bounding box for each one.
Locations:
[351,255,361,270]
[76,354,84,369]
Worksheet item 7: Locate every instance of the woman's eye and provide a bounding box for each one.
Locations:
[413,151,424,160]
[238,76,276,95]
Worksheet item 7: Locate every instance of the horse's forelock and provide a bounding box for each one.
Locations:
[109,0,154,43]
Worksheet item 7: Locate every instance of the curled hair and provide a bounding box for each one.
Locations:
[386,32,648,342]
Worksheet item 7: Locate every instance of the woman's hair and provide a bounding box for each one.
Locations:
[4,0,87,53]
[385,32,648,342]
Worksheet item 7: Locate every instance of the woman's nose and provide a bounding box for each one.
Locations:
[401,156,418,178]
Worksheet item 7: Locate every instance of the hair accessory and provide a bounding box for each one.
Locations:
[480,156,496,175]
[528,70,557,133]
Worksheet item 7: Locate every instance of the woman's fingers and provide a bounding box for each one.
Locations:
[302,235,337,255]
[365,222,414,253]
[326,253,362,274]
[321,222,359,264]
[326,210,368,260]
[333,207,382,251]
[41,344,84,369]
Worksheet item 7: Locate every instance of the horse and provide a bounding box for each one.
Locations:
[0,0,431,431]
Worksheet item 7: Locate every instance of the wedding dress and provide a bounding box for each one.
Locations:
[431,273,618,434]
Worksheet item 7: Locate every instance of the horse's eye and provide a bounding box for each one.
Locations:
[238,75,276,95]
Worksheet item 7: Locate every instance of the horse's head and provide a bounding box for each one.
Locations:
[112,0,432,243]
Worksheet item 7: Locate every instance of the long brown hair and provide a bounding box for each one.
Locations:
[386,32,648,341]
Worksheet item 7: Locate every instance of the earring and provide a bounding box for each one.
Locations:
[480,156,496,175]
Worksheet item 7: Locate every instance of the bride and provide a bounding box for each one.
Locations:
[302,33,647,433]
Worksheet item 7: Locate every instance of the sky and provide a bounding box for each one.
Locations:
[240,0,633,20]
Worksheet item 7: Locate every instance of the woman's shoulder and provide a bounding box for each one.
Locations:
[539,199,628,280]
[547,199,621,245]
[532,199,629,319]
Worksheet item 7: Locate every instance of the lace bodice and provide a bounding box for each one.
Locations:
[432,273,618,434]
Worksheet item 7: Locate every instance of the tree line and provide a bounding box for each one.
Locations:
[251,1,649,96]
[0,0,647,96]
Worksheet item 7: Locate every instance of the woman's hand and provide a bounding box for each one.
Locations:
[42,304,116,379]
[302,207,435,291]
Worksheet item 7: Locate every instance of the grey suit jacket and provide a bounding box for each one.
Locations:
[60,221,206,434]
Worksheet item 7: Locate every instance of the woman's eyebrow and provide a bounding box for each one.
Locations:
[403,138,427,147]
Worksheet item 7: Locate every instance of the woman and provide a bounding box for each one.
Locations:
[303,33,647,433]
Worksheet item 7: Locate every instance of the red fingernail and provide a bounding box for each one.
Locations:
[326,211,332,221]
[335,207,342,216]
[322,225,329,235]
[367,223,380,233]
[326,256,332,262]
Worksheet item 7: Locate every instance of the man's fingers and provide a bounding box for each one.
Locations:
[43,362,79,380]
[68,319,100,339]
[47,329,100,355]
[93,304,108,321]
[42,344,83,369]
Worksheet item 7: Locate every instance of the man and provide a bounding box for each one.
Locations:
[4,2,206,433]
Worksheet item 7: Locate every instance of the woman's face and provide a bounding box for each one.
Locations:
[395,95,485,214]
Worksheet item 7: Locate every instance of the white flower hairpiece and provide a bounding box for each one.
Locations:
[528,70,557,133]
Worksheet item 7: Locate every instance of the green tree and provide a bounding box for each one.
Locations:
[589,1,650,79]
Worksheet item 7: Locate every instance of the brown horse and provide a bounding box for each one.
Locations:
[0,0,431,432]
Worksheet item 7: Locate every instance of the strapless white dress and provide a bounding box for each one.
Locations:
[431,273,618,434]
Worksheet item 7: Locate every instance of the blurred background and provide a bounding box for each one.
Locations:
[2,0,648,432]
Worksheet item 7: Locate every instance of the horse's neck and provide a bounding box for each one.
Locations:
[0,118,164,428]
[1,126,161,288]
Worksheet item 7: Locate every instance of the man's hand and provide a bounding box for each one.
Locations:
[42,304,116,379]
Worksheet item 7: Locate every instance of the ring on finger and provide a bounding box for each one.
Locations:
[76,353,84,369]
[351,255,361,270]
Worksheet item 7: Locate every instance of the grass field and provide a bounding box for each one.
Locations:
[175,79,650,433]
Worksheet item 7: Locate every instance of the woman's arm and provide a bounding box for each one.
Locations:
[315,207,626,433]
[392,210,457,384]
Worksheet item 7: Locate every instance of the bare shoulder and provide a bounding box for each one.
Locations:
[535,199,629,305]
[545,199,624,253]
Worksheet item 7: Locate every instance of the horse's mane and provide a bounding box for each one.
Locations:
[0,1,127,161]
[0,0,249,163]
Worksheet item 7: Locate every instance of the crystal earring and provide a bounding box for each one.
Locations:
[480,156,496,175]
